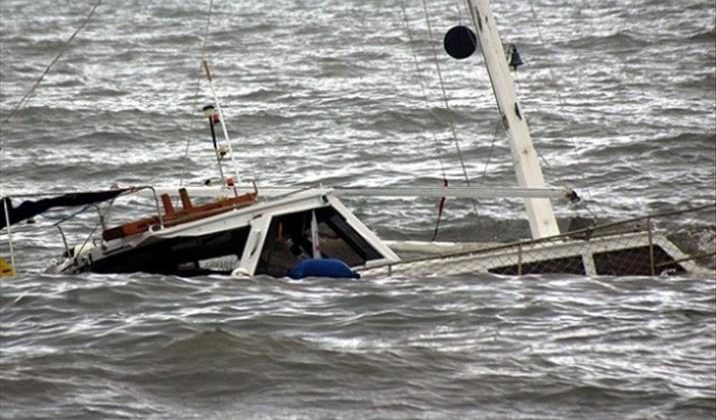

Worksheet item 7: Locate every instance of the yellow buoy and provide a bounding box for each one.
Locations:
[0,256,15,277]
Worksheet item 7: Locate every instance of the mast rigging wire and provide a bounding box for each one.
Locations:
[400,0,483,239]
[398,0,448,181]
[0,0,103,126]
[524,0,593,199]
[523,0,598,222]
[0,0,103,198]
[0,0,103,275]
[419,0,474,192]
[480,117,503,178]
[417,0,480,221]
[179,0,215,187]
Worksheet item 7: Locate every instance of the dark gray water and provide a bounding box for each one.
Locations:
[1,274,714,419]
[1,0,715,418]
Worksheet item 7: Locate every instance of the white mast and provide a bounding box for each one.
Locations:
[202,60,242,186]
[466,0,560,239]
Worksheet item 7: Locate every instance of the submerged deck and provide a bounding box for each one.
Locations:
[358,204,716,278]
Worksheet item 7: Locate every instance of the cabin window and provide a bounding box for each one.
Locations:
[593,246,684,276]
[489,255,586,275]
[255,206,382,277]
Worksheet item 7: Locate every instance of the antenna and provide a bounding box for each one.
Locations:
[201,60,242,190]
[202,104,227,184]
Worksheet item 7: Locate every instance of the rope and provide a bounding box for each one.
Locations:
[179,0,215,187]
[0,0,103,126]
[512,67,553,172]
[0,0,103,199]
[525,0,567,113]
[0,0,103,275]
[480,117,503,178]
[419,0,473,189]
[524,0,592,201]
[50,204,95,227]
[398,0,448,181]
[418,0,480,220]
[453,0,465,25]
[401,0,482,239]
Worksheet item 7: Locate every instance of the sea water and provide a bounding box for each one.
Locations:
[1,0,714,418]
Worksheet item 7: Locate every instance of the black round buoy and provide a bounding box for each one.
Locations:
[444,25,477,59]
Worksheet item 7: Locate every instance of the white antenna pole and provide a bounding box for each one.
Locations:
[202,60,242,186]
[466,0,560,239]
[310,210,322,259]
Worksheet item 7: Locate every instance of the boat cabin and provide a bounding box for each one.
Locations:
[56,187,400,277]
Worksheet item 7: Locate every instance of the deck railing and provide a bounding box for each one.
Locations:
[361,204,716,277]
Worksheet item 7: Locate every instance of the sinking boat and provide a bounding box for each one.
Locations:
[3,0,715,279]
[46,181,714,278]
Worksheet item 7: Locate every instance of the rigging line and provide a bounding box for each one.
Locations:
[179,0,215,187]
[453,0,465,25]
[524,0,589,186]
[512,67,553,174]
[568,0,593,201]
[0,0,103,126]
[419,0,471,184]
[526,0,596,220]
[398,0,447,180]
[0,202,94,235]
[400,0,452,242]
[419,0,480,219]
[480,117,503,178]
[0,0,103,200]
[525,0,566,111]
[49,204,95,227]
[419,0,477,198]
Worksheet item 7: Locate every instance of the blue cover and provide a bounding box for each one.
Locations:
[288,259,360,280]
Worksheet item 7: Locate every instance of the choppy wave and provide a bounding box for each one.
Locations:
[1,274,715,418]
[1,0,715,418]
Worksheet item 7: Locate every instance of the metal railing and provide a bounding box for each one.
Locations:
[360,203,716,277]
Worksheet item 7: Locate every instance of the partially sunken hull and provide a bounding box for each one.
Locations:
[359,205,715,278]
[54,186,714,279]
[54,187,401,278]
[45,0,716,280]
[76,227,251,276]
